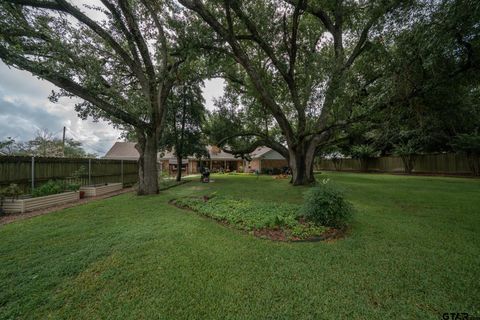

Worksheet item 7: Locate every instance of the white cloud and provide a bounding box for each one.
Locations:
[203,78,226,111]
[0,62,227,156]
[0,62,121,156]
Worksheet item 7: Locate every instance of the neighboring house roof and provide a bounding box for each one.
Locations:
[250,146,272,159]
[158,150,194,162]
[104,142,286,161]
[206,145,238,160]
[103,142,139,161]
[250,146,286,160]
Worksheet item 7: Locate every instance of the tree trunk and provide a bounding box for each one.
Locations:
[360,158,369,172]
[467,154,480,176]
[176,155,182,182]
[136,131,159,195]
[401,155,416,174]
[289,142,316,185]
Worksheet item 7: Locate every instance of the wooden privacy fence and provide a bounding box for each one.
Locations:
[315,153,475,175]
[0,156,138,192]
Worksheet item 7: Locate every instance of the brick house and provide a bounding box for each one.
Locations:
[103,142,287,176]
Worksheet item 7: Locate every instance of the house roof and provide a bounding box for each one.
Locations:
[104,142,285,161]
[250,146,272,159]
[103,142,139,161]
[205,145,238,160]
[250,147,286,160]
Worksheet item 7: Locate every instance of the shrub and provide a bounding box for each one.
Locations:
[300,184,353,228]
[0,184,24,215]
[393,141,420,174]
[350,144,376,172]
[32,180,65,198]
[65,183,81,192]
[271,167,282,175]
[1,183,23,199]
[261,167,272,175]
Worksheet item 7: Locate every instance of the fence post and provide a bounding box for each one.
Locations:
[121,160,124,186]
[31,156,35,191]
[88,158,92,185]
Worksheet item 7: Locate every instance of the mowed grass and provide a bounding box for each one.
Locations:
[0,172,479,319]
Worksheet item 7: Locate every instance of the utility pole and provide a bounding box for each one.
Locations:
[62,126,66,157]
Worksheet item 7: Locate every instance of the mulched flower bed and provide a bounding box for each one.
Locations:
[170,197,346,242]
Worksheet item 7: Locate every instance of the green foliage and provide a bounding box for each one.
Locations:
[393,141,420,157]
[160,82,208,159]
[32,180,65,198]
[71,166,86,183]
[260,167,282,175]
[1,183,23,199]
[451,133,480,155]
[0,137,16,155]
[393,141,420,174]
[300,184,353,228]
[175,196,327,240]
[65,183,81,192]
[350,145,376,159]
[0,183,23,214]
[0,130,96,158]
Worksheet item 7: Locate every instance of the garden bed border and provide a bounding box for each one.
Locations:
[2,191,80,213]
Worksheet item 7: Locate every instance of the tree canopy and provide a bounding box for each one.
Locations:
[0,0,192,194]
[0,0,478,188]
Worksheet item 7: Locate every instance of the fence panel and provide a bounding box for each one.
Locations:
[315,153,474,175]
[0,156,138,193]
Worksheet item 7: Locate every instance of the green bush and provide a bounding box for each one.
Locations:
[300,184,353,228]
[350,144,376,172]
[393,141,420,174]
[1,183,23,199]
[0,184,24,215]
[32,180,65,198]
[65,183,81,192]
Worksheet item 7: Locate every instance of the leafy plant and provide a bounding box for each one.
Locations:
[393,141,421,174]
[65,183,81,192]
[2,183,23,199]
[299,184,353,228]
[0,183,23,215]
[174,196,327,240]
[32,180,65,198]
[71,166,86,181]
[350,145,376,172]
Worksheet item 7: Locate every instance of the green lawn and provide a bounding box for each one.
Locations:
[1,173,479,319]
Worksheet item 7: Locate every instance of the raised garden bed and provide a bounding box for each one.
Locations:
[79,183,122,197]
[2,191,80,213]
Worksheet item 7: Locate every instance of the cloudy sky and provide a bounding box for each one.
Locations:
[0,61,225,156]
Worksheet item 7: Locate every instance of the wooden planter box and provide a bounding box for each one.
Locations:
[2,191,80,214]
[79,183,122,197]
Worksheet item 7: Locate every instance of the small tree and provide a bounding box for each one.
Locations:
[160,82,208,182]
[0,137,16,155]
[393,141,421,174]
[451,133,480,176]
[351,145,376,172]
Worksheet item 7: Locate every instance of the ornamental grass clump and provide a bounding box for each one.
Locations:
[300,183,353,228]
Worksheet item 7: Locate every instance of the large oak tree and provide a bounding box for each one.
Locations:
[179,0,410,184]
[0,0,187,194]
